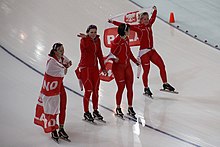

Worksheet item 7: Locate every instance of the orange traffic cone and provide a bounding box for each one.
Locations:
[169,12,175,23]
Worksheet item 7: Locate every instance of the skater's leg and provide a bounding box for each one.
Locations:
[150,50,167,83]
[59,83,67,125]
[112,64,126,107]
[125,64,134,107]
[91,68,100,111]
[90,68,104,120]
[80,67,93,112]
[141,53,150,88]
[83,90,92,112]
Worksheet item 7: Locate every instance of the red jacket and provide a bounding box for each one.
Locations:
[79,35,105,70]
[111,35,137,64]
[113,9,157,50]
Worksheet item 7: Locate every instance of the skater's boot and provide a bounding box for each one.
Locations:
[58,128,69,139]
[51,130,59,143]
[144,87,153,97]
[84,111,94,122]
[116,107,124,117]
[93,110,103,120]
[163,83,175,91]
[128,107,136,116]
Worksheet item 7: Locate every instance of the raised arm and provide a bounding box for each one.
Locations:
[149,6,157,25]
[108,19,122,26]
[109,19,140,32]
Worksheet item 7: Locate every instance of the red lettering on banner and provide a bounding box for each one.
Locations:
[34,102,58,133]
[124,11,138,23]
[43,80,58,91]
[104,28,140,48]
[104,27,118,48]
[99,60,114,82]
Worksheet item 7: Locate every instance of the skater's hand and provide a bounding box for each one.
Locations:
[63,61,72,68]
[135,60,141,66]
[64,68,68,75]
[66,61,72,68]
[68,61,72,67]
[102,69,108,76]
[77,33,87,38]
[152,6,157,10]
[108,19,113,23]
[113,57,119,63]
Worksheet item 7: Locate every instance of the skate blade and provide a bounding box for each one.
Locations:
[60,136,71,142]
[82,119,97,125]
[51,137,59,144]
[94,118,107,123]
[143,93,153,99]
[126,113,137,120]
[114,113,125,120]
[160,89,179,94]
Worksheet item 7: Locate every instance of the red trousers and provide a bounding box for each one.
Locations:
[59,83,67,125]
[141,50,167,88]
[80,67,100,112]
[112,63,134,106]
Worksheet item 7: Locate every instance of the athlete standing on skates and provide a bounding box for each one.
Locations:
[76,25,107,122]
[109,6,175,97]
[110,23,140,118]
[34,43,72,143]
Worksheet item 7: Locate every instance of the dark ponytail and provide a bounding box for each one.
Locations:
[118,23,130,36]
[86,24,97,33]
[49,43,63,57]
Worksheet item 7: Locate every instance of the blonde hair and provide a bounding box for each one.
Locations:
[139,12,149,23]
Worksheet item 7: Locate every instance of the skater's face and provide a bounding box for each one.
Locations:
[125,28,130,36]
[87,28,97,40]
[55,45,64,59]
[140,14,149,25]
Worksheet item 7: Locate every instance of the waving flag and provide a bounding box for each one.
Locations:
[103,7,152,48]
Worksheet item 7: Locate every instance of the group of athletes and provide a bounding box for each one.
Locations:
[34,6,175,142]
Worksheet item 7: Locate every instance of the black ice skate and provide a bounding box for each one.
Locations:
[115,108,124,119]
[84,111,94,122]
[93,110,103,120]
[163,83,175,91]
[160,83,178,94]
[127,107,137,119]
[51,130,59,144]
[93,110,106,123]
[143,87,153,98]
[58,128,71,142]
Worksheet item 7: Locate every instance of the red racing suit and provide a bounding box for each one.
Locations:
[110,35,138,107]
[78,35,105,112]
[112,9,167,88]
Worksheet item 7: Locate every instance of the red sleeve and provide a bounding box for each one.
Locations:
[113,20,140,33]
[80,37,89,51]
[149,10,157,25]
[129,47,137,63]
[112,20,122,26]
[97,39,106,70]
[129,24,141,32]
[110,37,121,57]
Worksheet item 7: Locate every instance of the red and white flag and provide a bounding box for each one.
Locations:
[99,55,114,82]
[103,7,152,48]
[34,73,63,133]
